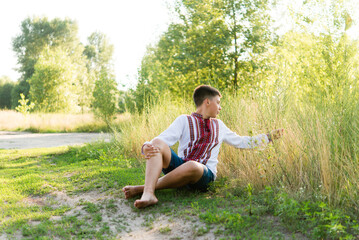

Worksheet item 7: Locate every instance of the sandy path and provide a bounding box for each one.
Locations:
[0,131,111,149]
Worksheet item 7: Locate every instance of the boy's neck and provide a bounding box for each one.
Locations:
[195,109,210,119]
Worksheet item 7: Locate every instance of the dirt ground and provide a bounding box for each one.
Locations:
[0,132,217,239]
[0,132,307,239]
[0,131,111,149]
[0,190,218,240]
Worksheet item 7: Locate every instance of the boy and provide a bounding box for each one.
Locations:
[123,85,283,209]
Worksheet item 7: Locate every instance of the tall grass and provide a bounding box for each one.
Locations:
[113,98,191,158]
[114,92,359,212]
[0,110,131,133]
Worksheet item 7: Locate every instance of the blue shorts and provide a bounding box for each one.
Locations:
[162,149,215,191]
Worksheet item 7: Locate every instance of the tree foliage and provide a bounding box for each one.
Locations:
[12,17,81,104]
[83,32,119,122]
[127,0,359,116]
[84,32,115,74]
[15,93,35,115]
[9,17,117,113]
[132,0,272,112]
[29,46,83,112]
[0,76,15,109]
[92,70,119,125]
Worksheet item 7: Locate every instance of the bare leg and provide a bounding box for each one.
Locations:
[122,139,204,208]
[123,161,204,205]
[132,139,172,209]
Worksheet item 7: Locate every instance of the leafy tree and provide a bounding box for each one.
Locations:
[84,32,114,74]
[0,76,15,109]
[29,47,81,112]
[15,93,35,115]
[137,0,232,111]
[92,70,119,125]
[83,32,116,113]
[83,32,119,120]
[135,0,273,111]
[12,17,82,105]
[222,0,273,90]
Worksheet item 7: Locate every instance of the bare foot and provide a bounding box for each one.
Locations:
[122,186,144,199]
[134,193,158,209]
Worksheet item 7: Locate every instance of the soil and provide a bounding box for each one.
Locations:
[0,132,307,239]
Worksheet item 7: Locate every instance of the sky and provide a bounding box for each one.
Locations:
[0,0,175,89]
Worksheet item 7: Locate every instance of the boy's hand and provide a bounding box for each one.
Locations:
[267,129,284,142]
[142,144,160,159]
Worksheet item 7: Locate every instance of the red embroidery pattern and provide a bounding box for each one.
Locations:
[184,115,195,158]
[184,113,219,165]
[203,119,219,165]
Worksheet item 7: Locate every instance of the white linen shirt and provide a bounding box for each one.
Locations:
[144,113,269,179]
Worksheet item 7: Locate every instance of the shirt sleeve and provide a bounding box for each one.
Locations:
[220,120,269,149]
[144,115,185,147]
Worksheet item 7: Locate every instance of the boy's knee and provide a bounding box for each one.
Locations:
[151,138,166,151]
[183,161,204,176]
[149,138,171,162]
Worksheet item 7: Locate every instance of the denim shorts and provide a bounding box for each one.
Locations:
[162,149,215,191]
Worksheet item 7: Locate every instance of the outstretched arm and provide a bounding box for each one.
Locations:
[220,120,284,149]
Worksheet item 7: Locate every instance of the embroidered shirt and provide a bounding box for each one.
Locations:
[144,113,269,179]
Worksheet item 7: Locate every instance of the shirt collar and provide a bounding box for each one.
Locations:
[191,112,203,119]
[191,112,211,121]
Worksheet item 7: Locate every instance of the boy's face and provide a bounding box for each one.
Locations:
[206,95,221,118]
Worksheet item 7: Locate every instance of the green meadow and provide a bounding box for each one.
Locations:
[1,134,359,239]
[1,0,359,239]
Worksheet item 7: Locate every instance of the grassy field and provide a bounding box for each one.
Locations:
[1,141,359,239]
[115,93,359,211]
[0,111,131,133]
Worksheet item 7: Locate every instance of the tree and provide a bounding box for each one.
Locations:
[29,47,81,112]
[223,0,273,90]
[84,32,118,120]
[83,32,116,113]
[0,76,15,109]
[83,32,115,74]
[135,0,274,111]
[12,17,82,105]
[15,93,35,115]
[92,70,119,125]
[137,0,233,111]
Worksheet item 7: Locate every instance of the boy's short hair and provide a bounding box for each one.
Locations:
[193,85,222,107]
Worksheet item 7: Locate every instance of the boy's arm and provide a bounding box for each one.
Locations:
[221,121,283,149]
[224,131,269,149]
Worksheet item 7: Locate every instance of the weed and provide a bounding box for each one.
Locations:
[195,226,209,236]
[159,226,171,234]
[83,202,100,213]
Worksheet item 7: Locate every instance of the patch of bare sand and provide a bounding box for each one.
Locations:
[7,190,219,239]
[118,214,218,240]
[0,231,23,240]
[1,190,306,239]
